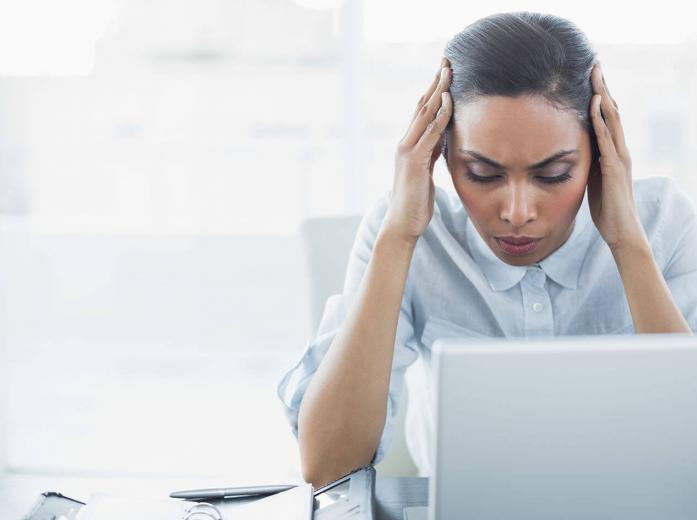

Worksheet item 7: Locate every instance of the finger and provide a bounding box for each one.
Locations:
[591,64,628,158]
[416,90,452,155]
[597,63,618,109]
[590,94,618,160]
[412,69,442,121]
[410,58,450,121]
[591,65,619,125]
[403,66,451,148]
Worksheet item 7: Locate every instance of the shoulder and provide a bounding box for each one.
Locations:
[634,175,689,204]
[634,176,696,224]
[353,191,396,256]
[432,185,470,233]
[359,185,468,240]
[358,191,392,239]
[634,176,697,264]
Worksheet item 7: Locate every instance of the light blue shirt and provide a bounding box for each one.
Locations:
[277,176,697,476]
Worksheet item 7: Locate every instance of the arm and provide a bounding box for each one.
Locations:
[612,239,691,333]
[297,231,415,487]
[587,63,691,334]
[297,58,454,488]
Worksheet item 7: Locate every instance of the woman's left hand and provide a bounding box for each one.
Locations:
[587,62,646,253]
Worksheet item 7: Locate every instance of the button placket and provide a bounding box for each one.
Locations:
[521,267,553,336]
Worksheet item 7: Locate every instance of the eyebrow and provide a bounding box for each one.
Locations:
[456,148,579,170]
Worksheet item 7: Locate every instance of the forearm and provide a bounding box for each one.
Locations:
[612,239,692,334]
[297,229,416,487]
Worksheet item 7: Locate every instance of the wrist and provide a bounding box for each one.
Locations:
[608,219,649,257]
[610,233,653,268]
[375,226,418,256]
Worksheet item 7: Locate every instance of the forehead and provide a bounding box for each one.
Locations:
[451,95,585,165]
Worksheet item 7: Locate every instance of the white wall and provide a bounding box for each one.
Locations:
[0,225,313,479]
[0,227,310,347]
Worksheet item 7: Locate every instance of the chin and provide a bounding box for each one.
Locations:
[496,253,542,266]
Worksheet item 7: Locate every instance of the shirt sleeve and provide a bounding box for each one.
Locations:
[276,192,419,466]
[656,178,697,331]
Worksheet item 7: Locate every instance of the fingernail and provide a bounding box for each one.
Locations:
[440,67,447,79]
[441,57,449,68]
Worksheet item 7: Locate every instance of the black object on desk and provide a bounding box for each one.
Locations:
[169,483,297,500]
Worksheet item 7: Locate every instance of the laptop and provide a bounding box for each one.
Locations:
[428,334,697,520]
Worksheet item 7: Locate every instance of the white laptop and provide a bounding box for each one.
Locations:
[426,333,697,520]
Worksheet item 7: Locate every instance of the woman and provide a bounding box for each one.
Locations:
[277,12,697,487]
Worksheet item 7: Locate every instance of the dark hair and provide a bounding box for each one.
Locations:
[442,11,599,162]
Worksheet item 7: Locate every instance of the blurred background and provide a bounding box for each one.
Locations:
[0,0,696,484]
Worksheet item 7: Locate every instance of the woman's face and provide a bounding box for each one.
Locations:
[445,94,592,266]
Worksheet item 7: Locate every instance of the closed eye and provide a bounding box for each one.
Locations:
[465,170,500,183]
[538,172,573,184]
[465,169,572,185]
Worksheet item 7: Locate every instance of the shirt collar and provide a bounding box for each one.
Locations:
[465,192,592,292]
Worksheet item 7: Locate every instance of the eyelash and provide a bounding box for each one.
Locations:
[465,170,573,185]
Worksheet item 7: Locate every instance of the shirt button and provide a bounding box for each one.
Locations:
[532,302,543,312]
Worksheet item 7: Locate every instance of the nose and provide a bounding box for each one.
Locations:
[499,180,537,228]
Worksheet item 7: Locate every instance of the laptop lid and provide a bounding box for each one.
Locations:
[430,334,697,520]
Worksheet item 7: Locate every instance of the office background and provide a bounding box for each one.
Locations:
[0,0,696,483]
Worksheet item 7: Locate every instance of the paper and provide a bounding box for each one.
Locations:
[221,483,313,520]
[76,493,196,520]
[75,483,313,520]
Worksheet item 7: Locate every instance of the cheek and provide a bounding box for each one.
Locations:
[450,172,488,218]
[545,178,587,221]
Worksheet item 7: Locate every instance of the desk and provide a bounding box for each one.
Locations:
[2,474,428,519]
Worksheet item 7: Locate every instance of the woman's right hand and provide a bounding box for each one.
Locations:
[382,58,452,245]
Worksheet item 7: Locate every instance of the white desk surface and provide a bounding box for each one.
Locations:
[2,473,428,519]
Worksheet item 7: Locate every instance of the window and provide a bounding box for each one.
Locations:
[1,0,696,479]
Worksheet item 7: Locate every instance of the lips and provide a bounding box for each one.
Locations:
[495,236,541,255]
[497,236,540,245]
